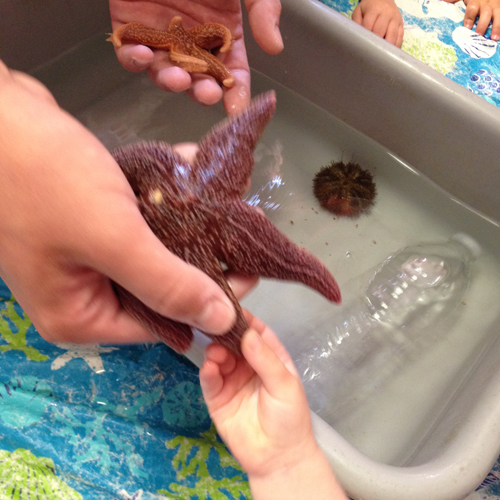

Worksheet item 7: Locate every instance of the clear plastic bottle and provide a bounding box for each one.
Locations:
[296,233,481,422]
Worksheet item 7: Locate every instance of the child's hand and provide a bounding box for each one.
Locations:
[352,0,405,47]
[200,312,315,475]
[200,311,349,500]
[463,0,500,40]
[0,62,252,345]
[108,0,283,115]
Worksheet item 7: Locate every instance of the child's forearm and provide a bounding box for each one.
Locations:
[248,446,349,500]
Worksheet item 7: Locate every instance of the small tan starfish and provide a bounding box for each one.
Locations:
[107,16,235,87]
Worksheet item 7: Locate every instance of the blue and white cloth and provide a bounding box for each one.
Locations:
[320,0,500,107]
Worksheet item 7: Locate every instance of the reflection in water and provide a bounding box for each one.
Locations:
[244,140,297,213]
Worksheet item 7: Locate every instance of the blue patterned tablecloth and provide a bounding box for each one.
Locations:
[0,280,250,500]
[320,0,500,108]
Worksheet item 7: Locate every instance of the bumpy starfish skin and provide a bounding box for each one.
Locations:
[112,92,341,355]
[108,16,235,87]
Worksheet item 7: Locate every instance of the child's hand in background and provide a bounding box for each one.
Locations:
[352,0,405,47]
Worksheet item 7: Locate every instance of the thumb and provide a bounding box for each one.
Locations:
[241,328,295,398]
[93,216,236,335]
[245,0,284,54]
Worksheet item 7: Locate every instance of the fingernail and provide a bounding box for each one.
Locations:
[196,296,235,334]
[464,21,473,29]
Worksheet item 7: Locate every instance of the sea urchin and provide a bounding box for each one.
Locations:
[313,161,377,217]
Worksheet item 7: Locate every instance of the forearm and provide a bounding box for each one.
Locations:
[248,446,348,500]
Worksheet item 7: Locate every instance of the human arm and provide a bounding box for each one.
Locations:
[0,61,259,344]
[352,0,404,47]
[108,0,283,115]
[200,312,348,500]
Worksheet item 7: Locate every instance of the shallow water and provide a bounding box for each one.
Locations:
[77,70,500,466]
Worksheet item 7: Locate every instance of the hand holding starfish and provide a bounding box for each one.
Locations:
[200,311,349,500]
[0,60,256,345]
[108,0,283,114]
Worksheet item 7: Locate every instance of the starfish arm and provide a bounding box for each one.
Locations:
[107,22,173,50]
[188,23,234,53]
[188,47,235,87]
[171,241,247,355]
[169,50,209,73]
[217,202,341,303]
[194,91,276,198]
[114,284,194,353]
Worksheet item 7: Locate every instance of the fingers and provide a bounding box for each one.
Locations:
[92,217,236,336]
[384,19,404,46]
[200,344,232,402]
[351,1,404,47]
[241,328,297,398]
[185,75,224,106]
[4,262,158,345]
[219,36,252,115]
[474,3,492,33]
[245,0,284,54]
[259,326,299,376]
[222,70,252,115]
[244,313,299,376]
[352,5,363,24]
[114,44,155,73]
[462,0,500,40]
[492,8,500,40]
[146,51,194,93]
[464,0,481,28]
[396,23,405,47]
[172,142,199,163]
[200,342,253,412]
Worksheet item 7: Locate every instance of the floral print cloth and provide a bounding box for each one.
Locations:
[0,279,250,500]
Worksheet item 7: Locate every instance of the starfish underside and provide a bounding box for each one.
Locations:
[112,91,341,355]
[107,16,235,87]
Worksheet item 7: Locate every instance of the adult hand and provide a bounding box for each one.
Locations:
[0,62,257,345]
[352,0,405,47]
[108,0,283,115]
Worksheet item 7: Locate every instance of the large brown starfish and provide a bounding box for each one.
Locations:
[112,91,341,355]
[107,16,235,87]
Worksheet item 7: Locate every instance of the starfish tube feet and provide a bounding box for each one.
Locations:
[107,16,235,87]
[111,91,341,355]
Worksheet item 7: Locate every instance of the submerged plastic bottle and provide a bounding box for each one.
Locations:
[297,233,481,421]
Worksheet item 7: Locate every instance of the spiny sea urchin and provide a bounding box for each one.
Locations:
[313,161,377,217]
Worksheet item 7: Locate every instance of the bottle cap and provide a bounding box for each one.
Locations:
[451,233,482,259]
